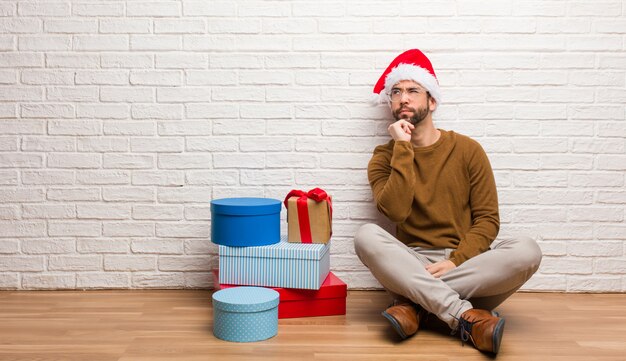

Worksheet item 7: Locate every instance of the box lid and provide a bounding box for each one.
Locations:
[219,235,330,260]
[212,286,279,313]
[211,197,281,216]
[213,270,347,301]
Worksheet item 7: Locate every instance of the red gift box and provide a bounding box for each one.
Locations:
[212,269,347,319]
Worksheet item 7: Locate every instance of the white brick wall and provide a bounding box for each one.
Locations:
[0,0,624,292]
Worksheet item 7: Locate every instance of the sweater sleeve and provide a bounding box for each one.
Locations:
[448,142,500,266]
[367,141,416,223]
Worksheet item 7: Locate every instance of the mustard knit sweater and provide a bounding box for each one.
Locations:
[367,129,500,266]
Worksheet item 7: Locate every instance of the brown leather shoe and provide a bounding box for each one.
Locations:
[458,309,505,354]
[381,303,424,339]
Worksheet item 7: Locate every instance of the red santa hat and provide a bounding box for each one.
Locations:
[371,49,441,106]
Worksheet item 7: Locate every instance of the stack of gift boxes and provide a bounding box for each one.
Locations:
[210,188,347,319]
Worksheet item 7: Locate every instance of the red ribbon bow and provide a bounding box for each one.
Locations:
[284,188,333,243]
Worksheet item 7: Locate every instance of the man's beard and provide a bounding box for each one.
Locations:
[392,102,430,125]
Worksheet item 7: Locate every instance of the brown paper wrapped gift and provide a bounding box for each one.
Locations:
[283,188,332,244]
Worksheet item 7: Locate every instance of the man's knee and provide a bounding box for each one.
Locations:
[353,223,384,257]
[514,236,543,274]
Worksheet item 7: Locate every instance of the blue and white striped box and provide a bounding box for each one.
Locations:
[218,236,330,290]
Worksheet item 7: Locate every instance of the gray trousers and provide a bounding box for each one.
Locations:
[354,223,542,329]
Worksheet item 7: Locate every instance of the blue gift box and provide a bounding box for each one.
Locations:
[210,197,281,247]
[219,236,331,290]
[212,286,279,342]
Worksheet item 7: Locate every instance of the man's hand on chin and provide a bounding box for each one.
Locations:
[388,119,414,142]
[425,260,457,278]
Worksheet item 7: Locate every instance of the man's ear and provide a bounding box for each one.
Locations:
[429,95,437,112]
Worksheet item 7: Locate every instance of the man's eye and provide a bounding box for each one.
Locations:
[409,89,420,94]
[391,89,401,95]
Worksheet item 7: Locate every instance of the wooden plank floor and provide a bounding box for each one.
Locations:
[0,290,625,361]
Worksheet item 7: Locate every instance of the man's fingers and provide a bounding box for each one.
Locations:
[425,262,449,278]
[397,120,414,134]
[426,265,442,278]
[388,120,413,142]
[400,123,413,134]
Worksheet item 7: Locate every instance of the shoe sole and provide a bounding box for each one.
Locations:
[381,311,408,340]
[491,317,506,354]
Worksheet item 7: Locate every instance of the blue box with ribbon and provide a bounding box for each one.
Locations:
[210,197,281,247]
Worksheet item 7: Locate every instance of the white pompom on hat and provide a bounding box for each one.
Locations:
[371,49,441,106]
